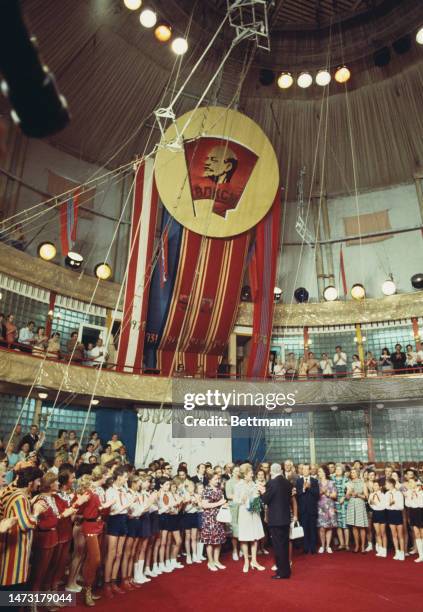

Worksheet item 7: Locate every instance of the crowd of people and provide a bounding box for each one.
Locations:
[0,315,116,367]
[269,343,423,379]
[1,429,422,609]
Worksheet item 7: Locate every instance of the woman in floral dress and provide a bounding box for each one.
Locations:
[332,464,350,550]
[200,473,227,571]
[317,465,338,553]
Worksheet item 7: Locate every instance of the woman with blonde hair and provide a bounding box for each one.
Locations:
[234,464,265,573]
[182,479,201,564]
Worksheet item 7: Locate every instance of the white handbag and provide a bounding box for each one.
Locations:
[216,506,231,523]
[289,520,304,540]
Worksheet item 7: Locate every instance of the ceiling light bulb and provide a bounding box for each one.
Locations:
[335,66,351,83]
[123,0,142,10]
[95,263,112,280]
[38,392,48,400]
[154,22,172,42]
[171,37,188,55]
[139,8,157,28]
[297,72,313,88]
[351,283,365,300]
[277,72,293,89]
[91,399,100,406]
[38,242,57,261]
[416,27,423,45]
[323,285,338,301]
[315,70,331,86]
[382,279,396,296]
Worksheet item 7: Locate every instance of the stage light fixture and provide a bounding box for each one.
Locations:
[65,251,83,270]
[416,27,423,45]
[373,47,391,67]
[351,283,365,300]
[95,263,112,281]
[171,37,188,55]
[323,285,338,301]
[376,403,384,410]
[330,405,338,412]
[297,72,312,89]
[315,70,331,86]
[123,0,142,10]
[382,278,396,296]
[38,392,48,400]
[274,286,282,302]
[392,34,411,55]
[277,72,293,89]
[154,22,172,42]
[38,241,57,261]
[241,285,251,302]
[335,66,351,83]
[259,69,275,86]
[139,8,157,28]
[91,399,100,406]
[294,287,309,303]
[411,273,423,289]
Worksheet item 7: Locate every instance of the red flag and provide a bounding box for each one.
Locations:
[340,246,347,296]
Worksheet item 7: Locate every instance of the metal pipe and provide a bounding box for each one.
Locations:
[281,223,423,247]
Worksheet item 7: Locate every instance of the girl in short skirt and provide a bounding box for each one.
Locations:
[368,480,387,557]
[384,478,405,560]
[104,466,131,591]
[158,478,178,572]
[121,475,142,590]
[182,480,200,564]
[404,477,423,562]
[134,474,157,583]
[168,480,183,568]
[145,477,162,577]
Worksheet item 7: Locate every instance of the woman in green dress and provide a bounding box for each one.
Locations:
[225,465,241,560]
[332,464,350,550]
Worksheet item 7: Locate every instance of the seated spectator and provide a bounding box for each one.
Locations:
[174,362,186,377]
[18,441,31,462]
[32,326,48,357]
[390,343,406,374]
[48,454,64,475]
[333,345,347,378]
[379,348,392,375]
[365,351,378,377]
[5,313,18,346]
[19,424,40,453]
[88,431,102,457]
[273,358,285,378]
[46,331,61,359]
[307,351,319,378]
[298,356,308,379]
[85,337,106,367]
[67,331,85,362]
[88,454,98,466]
[116,445,128,465]
[81,443,95,463]
[100,444,115,465]
[405,344,418,371]
[319,353,333,378]
[351,354,363,378]
[68,430,79,447]
[18,320,36,349]
[85,342,96,366]
[107,433,123,454]
[5,441,19,475]
[68,442,80,464]
[284,352,298,379]
[0,312,7,342]
[54,429,68,459]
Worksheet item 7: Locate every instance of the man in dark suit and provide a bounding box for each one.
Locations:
[296,463,319,553]
[258,463,295,579]
[191,463,209,486]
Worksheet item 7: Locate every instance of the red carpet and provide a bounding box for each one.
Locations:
[74,552,423,612]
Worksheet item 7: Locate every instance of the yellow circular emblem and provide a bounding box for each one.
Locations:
[154,107,280,238]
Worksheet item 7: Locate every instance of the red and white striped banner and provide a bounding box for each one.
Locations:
[117,158,159,373]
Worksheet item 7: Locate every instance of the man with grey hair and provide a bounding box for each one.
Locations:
[258,462,294,579]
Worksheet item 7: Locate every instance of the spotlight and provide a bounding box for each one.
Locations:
[274,287,282,302]
[277,72,293,89]
[297,72,312,89]
[392,34,411,55]
[373,47,391,67]
[241,285,251,301]
[139,8,157,28]
[65,251,83,269]
[417,27,423,45]
[330,405,338,412]
[91,399,100,406]
[38,241,57,261]
[154,22,172,42]
[294,287,309,303]
[315,70,331,86]
[382,278,396,296]
[123,0,142,9]
[171,37,188,55]
[350,283,365,300]
[323,286,338,302]
[376,403,384,410]
[411,273,423,289]
[38,392,48,400]
[259,68,275,86]
[95,263,112,281]
[335,66,351,83]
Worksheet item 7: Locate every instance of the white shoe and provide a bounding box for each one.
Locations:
[214,561,226,569]
[159,562,172,573]
[271,564,277,571]
[414,539,423,562]
[326,547,333,554]
[375,544,380,554]
[232,551,239,561]
[186,555,192,565]
[398,551,405,561]
[377,548,387,558]
[393,551,399,560]
[145,567,158,578]
[318,546,325,554]
[152,564,162,575]
[243,563,249,573]
[207,562,218,572]
[365,542,373,552]
[65,584,82,593]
